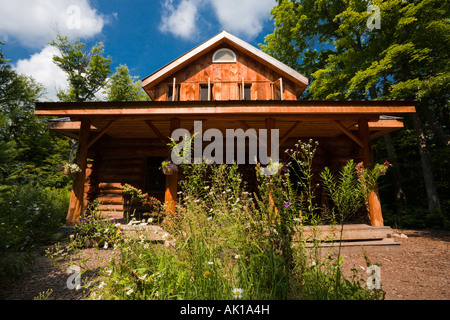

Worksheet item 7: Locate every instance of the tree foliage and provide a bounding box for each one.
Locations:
[262,0,450,227]
[103,64,149,101]
[50,34,112,102]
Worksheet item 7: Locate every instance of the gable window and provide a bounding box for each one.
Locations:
[238,83,252,100]
[167,84,180,101]
[200,84,213,101]
[212,48,236,63]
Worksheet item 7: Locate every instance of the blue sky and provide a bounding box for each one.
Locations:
[0,0,277,101]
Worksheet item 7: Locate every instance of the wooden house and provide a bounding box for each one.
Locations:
[35,31,415,228]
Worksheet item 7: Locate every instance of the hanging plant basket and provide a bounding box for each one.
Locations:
[161,161,178,175]
[162,165,177,175]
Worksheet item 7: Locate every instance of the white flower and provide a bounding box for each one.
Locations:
[234,254,240,259]
[138,274,147,281]
[207,261,214,265]
[162,233,168,240]
[103,242,109,249]
[124,287,133,295]
[98,281,106,288]
[232,288,243,299]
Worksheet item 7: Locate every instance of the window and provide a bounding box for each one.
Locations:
[167,84,181,101]
[212,48,236,63]
[200,84,213,101]
[238,83,252,100]
[271,78,284,100]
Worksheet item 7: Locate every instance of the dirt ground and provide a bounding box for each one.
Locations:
[0,228,448,300]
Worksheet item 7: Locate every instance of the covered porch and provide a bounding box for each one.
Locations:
[35,99,416,227]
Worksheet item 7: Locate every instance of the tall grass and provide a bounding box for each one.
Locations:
[88,141,384,300]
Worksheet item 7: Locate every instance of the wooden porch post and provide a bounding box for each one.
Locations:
[66,118,91,225]
[165,118,180,213]
[265,118,278,216]
[358,118,384,227]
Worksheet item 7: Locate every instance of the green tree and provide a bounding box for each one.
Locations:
[50,34,111,102]
[0,43,71,191]
[103,64,149,101]
[262,0,449,227]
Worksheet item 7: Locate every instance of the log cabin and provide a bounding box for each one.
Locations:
[35,31,415,228]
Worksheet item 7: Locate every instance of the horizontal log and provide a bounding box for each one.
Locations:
[96,138,166,149]
[98,147,168,158]
[99,189,124,195]
[97,158,146,167]
[99,204,124,212]
[99,183,124,190]
[98,166,143,174]
[98,173,142,181]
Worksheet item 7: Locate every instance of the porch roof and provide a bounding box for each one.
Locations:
[35,99,416,145]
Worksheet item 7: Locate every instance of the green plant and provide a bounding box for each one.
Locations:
[71,215,120,249]
[0,184,69,283]
[87,141,384,300]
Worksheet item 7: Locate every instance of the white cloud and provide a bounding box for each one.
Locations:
[209,0,276,39]
[158,0,276,41]
[0,0,105,48]
[14,45,68,101]
[159,0,200,40]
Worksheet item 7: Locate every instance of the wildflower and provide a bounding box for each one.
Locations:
[98,281,106,289]
[144,243,150,249]
[162,233,169,240]
[103,242,109,249]
[204,270,211,277]
[232,288,243,299]
[223,274,231,280]
[284,201,291,208]
[207,261,214,265]
[330,261,339,269]
[139,235,145,241]
[138,274,147,281]
[234,254,240,259]
[124,287,134,295]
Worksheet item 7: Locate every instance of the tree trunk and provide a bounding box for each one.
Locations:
[383,133,408,211]
[420,103,450,146]
[411,113,442,215]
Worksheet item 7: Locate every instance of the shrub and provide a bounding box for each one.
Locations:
[0,184,69,284]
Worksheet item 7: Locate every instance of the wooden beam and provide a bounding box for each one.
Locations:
[280,121,301,146]
[87,120,115,148]
[34,103,417,117]
[165,118,180,213]
[332,120,364,147]
[66,118,91,226]
[358,118,384,227]
[145,120,169,145]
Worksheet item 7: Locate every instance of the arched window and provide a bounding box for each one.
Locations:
[212,48,236,63]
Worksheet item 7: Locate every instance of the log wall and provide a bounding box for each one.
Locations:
[87,137,168,220]
[83,134,367,223]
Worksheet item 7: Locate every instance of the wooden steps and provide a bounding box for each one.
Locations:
[298,224,400,253]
